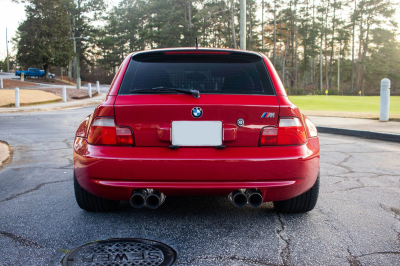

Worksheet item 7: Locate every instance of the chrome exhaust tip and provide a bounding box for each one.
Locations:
[145,189,165,209]
[130,189,148,209]
[245,189,263,208]
[229,189,247,208]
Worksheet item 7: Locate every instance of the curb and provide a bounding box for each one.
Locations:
[0,98,62,108]
[317,126,400,143]
[0,98,104,113]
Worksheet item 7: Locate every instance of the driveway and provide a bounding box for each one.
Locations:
[0,107,399,265]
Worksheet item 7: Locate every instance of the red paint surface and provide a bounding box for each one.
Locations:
[114,94,279,147]
[74,137,319,201]
[76,115,91,138]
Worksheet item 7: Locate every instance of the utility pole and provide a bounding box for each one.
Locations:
[6,28,9,72]
[74,37,80,87]
[240,0,246,50]
[262,0,264,53]
[350,0,356,92]
[73,38,79,81]
[231,0,237,49]
[273,0,276,65]
[337,53,340,92]
[70,35,89,88]
[188,1,192,46]
[319,11,323,94]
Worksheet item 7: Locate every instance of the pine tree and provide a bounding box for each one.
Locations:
[15,0,73,78]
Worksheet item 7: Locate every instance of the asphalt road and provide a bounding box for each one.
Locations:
[0,73,15,79]
[0,106,399,266]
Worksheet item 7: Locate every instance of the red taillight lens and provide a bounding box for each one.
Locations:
[259,117,307,146]
[88,118,134,146]
[260,127,278,146]
[116,127,134,145]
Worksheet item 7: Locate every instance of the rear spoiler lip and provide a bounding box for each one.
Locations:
[130,48,264,59]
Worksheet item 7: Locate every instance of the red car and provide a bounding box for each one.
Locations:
[73,48,320,213]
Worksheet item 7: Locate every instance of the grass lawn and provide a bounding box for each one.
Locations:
[288,95,400,115]
[0,89,61,107]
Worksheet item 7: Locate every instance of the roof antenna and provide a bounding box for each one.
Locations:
[195,36,199,49]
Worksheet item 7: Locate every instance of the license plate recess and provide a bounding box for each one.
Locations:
[172,121,222,146]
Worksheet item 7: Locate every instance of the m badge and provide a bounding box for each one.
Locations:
[261,112,275,118]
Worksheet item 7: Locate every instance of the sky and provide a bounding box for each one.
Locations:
[1,0,400,59]
[0,0,26,58]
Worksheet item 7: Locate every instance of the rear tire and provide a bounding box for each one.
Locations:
[74,172,119,212]
[273,172,320,213]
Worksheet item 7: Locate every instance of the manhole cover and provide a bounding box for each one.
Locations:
[62,238,176,266]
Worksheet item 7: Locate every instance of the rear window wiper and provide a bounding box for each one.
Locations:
[132,87,200,98]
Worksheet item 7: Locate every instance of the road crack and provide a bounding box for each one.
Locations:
[63,139,73,149]
[380,204,400,220]
[276,213,290,266]
[0,230,42,248]
[323,185,395,194]
[178,255,276,265]
[0,179,70,203]
[347,247,362,266]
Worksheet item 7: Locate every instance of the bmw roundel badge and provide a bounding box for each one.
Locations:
[237,118,245,127]
[191,107,203,118]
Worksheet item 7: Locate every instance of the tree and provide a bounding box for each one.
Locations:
[15,0,73,78]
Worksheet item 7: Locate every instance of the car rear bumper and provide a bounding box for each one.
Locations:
[73,137,320,202]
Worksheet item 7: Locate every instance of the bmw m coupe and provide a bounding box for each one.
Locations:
[73,48,320,213]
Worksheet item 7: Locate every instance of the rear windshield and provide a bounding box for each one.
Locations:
[118,53,275,95]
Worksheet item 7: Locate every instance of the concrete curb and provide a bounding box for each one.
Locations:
[0,94,106,113]
[317,126,400,143]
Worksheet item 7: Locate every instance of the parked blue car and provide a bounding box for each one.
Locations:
[15,68,55,78]
[15,68,45,77]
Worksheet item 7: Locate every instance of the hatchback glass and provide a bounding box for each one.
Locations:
[119,53,275,95]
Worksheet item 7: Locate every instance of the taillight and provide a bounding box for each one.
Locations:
[88,117,134,146]
[305,117,318,138]
[259,127,278,146]
[259,117,307,146]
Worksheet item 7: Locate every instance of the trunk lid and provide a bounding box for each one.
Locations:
[114,94,279,147]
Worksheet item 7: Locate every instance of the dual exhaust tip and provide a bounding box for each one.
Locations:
[229,189,263,208]
[131,188,261,209]
[130,189,165,209]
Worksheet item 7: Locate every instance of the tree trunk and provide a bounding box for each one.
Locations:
[356,3,364,91]
[303,0,309,91]
[350,0,357,92]
[43,63,49,80]
[319,5,324,94]
[262,0,264,52]
[328,0,336,89]
[282,31,289,89]
[324,1,329,92]
[273,0,276,64]
[360,19,370,96]
[294,0,298,89]
[248,4,253,51]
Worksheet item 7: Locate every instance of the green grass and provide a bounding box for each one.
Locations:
[287,95,400,115]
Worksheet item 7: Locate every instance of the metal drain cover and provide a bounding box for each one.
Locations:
[62,238,176,266]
